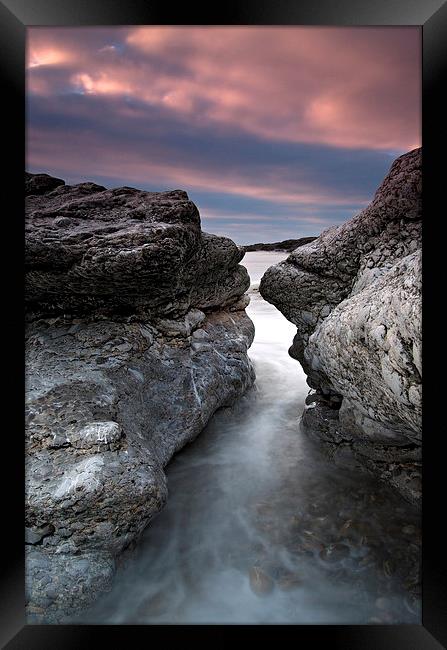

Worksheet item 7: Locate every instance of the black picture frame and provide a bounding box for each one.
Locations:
[1,1,445,647]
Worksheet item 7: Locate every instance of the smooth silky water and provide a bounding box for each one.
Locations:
[78,252,421,624]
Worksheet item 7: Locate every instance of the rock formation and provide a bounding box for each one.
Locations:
[25,173,255,622]
[260,148,421,505]
[242,237,316,252]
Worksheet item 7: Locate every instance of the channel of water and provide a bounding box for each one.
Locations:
[78,252,421,624]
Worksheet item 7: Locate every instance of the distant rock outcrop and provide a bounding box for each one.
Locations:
[25,173,255,622]
[242,237,317,252]
[260,149,422,505]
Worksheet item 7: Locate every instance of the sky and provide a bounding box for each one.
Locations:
[26,27,421,244]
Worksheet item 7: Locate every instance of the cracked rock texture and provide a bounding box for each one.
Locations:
[25,173,255,622]
[260,148,421,505]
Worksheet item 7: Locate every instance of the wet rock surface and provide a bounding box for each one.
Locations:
[25,173,255,622]
[240,396,421,624]
[245,448,422,624]
[260,148,422,505]
[248,566,275,596]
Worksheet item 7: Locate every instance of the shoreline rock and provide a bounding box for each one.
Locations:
[242,237,317,253]
[25,173,255,622]
[260,148,422,505]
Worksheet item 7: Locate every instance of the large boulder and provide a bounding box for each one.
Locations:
[25,180,248,318]
[25,174,255,622]
[260,148,422,505]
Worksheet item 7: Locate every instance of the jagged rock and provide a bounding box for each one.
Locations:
[26,180,249,318]
[260,148,422,505]
[25,173,255,622]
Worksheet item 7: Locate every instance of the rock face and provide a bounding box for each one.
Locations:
[242,237,316,252]
[25,173,248,318]
[25,173,255,622]
[260,148,421,505]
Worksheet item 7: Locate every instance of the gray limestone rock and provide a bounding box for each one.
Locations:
[25,173,255,621]
[260,148,422,504]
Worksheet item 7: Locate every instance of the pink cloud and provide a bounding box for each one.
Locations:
[27,26,421,152]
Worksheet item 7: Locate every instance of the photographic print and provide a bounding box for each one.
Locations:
[24,25,422,626]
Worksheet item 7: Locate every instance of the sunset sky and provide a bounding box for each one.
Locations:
[26,27,421,244]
